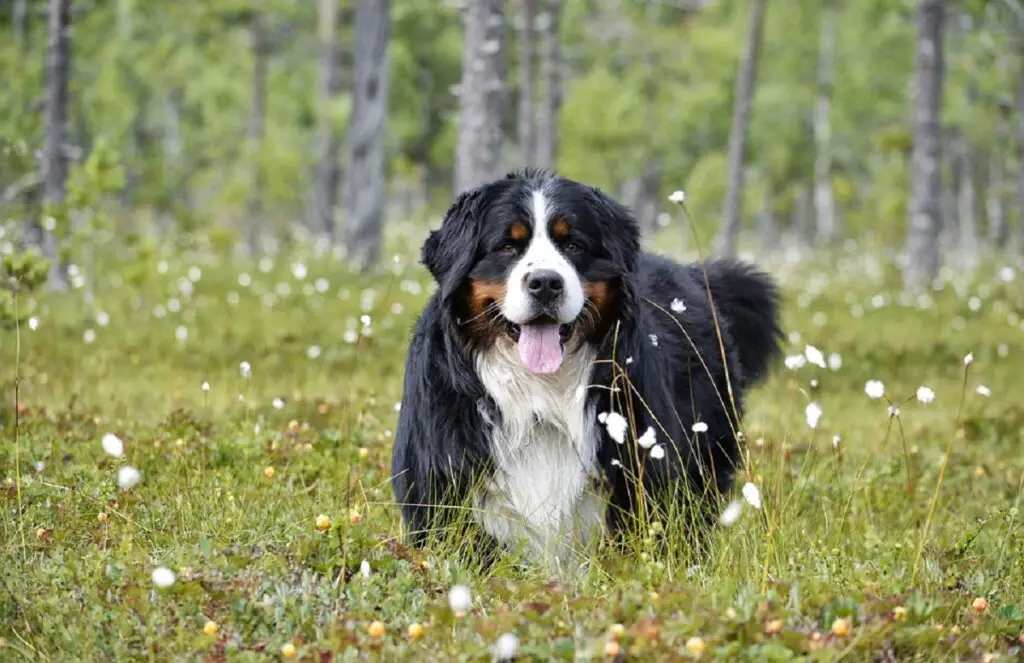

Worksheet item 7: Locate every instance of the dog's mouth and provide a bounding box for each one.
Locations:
[505,315,575,375]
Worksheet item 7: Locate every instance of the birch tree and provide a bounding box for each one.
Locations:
[517,0,536,167]
[813,1,838,246]
[534,0,561,171]
[311,0,345,239]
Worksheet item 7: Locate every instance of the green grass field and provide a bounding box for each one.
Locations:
[2,233,1023,661]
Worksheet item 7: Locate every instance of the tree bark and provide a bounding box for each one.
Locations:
[1017,57,1024,257]
[716,0,766,258]
[246,14,269,254]
[454,0,507,194]
[345,0,390,269]
[813,2,838,246]
[13,0,29,48]
[902,0,946,294]
[312,0,345,239]
[517,0,536,167]
[985,127,1006,247]
[34,0,72,290]
[955,132,978,269]
[535,0,562,171]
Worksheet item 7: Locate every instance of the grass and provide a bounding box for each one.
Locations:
[2,231,1024,661]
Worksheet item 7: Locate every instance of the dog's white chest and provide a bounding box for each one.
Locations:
[473,342,606,568]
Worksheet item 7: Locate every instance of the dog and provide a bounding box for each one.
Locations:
[391,169,782,571]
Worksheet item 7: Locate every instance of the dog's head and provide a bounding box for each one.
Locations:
[422,169,640,374]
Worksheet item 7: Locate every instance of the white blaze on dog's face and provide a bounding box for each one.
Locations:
[501,190,586,374]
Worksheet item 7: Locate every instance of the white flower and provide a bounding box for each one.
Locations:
[827,352,842,370]
[151,566,176,588]
[201,381,210,393]
[805,402,822,429]
[448,585,472,613]
[888,405,900,417]
[239,361,252,379]
[804,345,826,368]
[272,397,285,410]
[637,426,657,449]
[864,380,885,399]
[668,190,686,204]
[117,466,141,490]
[976,385,991,397]
[742,482,762,509]
[915,386,935,404]
[719,500,743,526]
[360,559,371,578]
[102,433,124,458]
[291,262,308,280]
[670,298,686,313]
[28,316,39,330]
[832,434,841,449]
[83,329,96,344]
[691,421,709,434]
[306,345,322,360]
[964,352,974,366]
[650,445,665,460]
[599,412,628,444]
[784,354,806,370]
[495,633,519,660]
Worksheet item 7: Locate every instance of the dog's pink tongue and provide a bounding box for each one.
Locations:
[517,323,563,374]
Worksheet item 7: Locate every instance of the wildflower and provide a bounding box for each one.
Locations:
[893,606,907,621]
[315,514,331,531]
[367,621,385,638]
[349,508,362,524]
[448,584,472,615]
[98,512,109,523]
[916,386,935,404]
[637,427,657,449]
[976,385,991,397]
[805,402,822,429]
[306,345,321,360]
[598,412,628,444]
[203,620,219,635]
[685,636,706,657]
[827,352,842,370]
[964,352,974,366]
[670,298,686,313]
[784,354,806,370]
[972,597,988,614]
[831,617,851,637]
[281,642,297,659]
[117,466,141,490]
[804,345,826,368]
[650,445,666,460]
[272,398,285,410]
[494,632,519,660]
[263,466,275,479]
[239,361,252,379]
[832,434,841,449]
[102,433,124,458]
[864,380,885,399]
[608,624,626,639]
[84,329,96,344]
[888,405,900,417]
[765,619,783,635]
[742,482,762,509]
[358,447,369,460]
[692,421,709,434]
[668,190,686,204]
[28,316,39,330]
[604,640,622,657]
[360,560,371,578]
[151,566,176,588]
[201,381,210,393]
[719,500,743,526]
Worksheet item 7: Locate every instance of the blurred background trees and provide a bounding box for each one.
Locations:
[1,0,1022,285]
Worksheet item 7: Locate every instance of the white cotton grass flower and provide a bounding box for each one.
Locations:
[598,412,628,444]
[916,386,935,404]
[494,633,520,660]
[117,466,141,490]
[827,352,842,370]
[888,405,900,417]
[803,345,826,368]
[668,190,686,204]
[670,298,686,313]
[784,354,806,370]
[637,426,657,449]
[805,402,822,429]
[864,380,885,399]
[239,361,252,379]
[976,385,991,397]
[832,434,841,449]
[964,352,974,366]
[201,381,210,393]
[102,433,124,458]
[742,482,762,509]
[691,421,709,434]
[719,499,743,526]
[448,584,472,614]
[650,445,666,460]
[359,559,371,578]
[152,566,176,588]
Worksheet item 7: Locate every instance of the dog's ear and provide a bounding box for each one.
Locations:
[586,185,640,275]
[421,185,485,301]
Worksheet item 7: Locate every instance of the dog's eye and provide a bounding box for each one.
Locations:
[564,241,583,254]
[497,243,519,255]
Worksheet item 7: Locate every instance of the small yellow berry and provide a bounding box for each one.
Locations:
[765,619,783,635]
[98,512,109,523]
[287,420,300,433]
[203,620,219,636]
[367,621,385,638]
[973,597,988,614]
[607,623,626,639]
[35,528,47,540]
[315,514,331,531]
[685,636,706,657]
[407,622,424,640]
[725,607,737,619]
[263,466,275,479]
[648,591,659,601]
[831,617,851,637]
[349,509,362,524]
[893,606,907,621]
[604,639,621,657]
[281,642,297,659]
[974,466,986,477]
[358,447,369,460]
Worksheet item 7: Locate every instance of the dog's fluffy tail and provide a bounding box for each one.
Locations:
[701,259,783,385]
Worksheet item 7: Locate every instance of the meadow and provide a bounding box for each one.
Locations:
[2,223,1023,661]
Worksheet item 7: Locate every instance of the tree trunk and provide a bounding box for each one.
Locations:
[1017,58,1024,258]
[345,0,390,269]
[517,0,536,167]
[813,2,838,246]
[312,0,345,239]
[535,0,562,171]
[716,0,767,258]
[985,142,1005,248]
[955,133,978,269]
[33,0,72,290]
[454,0,507,194]
[246,14,269,254]
[902,0,946,294]
[14,0,29,48]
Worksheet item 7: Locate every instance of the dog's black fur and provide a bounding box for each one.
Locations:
[391,169,783,555]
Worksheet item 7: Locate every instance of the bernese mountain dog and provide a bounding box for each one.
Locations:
[391,169,782,572]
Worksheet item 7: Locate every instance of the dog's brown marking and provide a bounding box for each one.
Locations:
[551,218,570,241]
[582,280,620,339]
[462,279,508,343]
[509,222,530,242]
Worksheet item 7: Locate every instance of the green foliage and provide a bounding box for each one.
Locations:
[0,250,49,329]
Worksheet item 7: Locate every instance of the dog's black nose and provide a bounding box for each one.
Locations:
[526,269,564,304]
